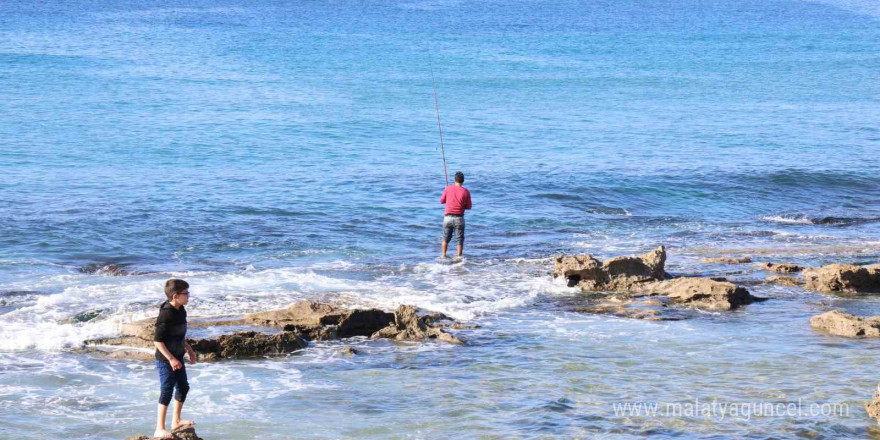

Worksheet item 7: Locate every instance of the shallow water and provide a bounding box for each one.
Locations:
[1,0,880,438]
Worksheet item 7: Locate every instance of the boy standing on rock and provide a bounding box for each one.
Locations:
[152,279,197,439]
[440,171,472,258]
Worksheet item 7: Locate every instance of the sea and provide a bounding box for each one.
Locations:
[1,0,879,438]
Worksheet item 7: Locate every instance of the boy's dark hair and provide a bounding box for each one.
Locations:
[164,279,189,300]
[454,171,465,183]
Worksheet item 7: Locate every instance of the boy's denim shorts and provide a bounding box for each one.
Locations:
[443,215,465,246]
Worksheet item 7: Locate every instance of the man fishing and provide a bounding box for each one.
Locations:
[440,171,472,259]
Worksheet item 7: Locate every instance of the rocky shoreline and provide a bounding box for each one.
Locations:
[102,245,880,437]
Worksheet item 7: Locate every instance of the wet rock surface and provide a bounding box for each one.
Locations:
[83,301,462,361]
[757,262,802,274]
[764,276,803,287]
[700,256,752,264]
[125,426,203,440]
[644,277,762,311]
[553,246,667,291]
[802,264,880,294]
[810,310,880,338]
[371,305,463,344]
[868,386,880,424]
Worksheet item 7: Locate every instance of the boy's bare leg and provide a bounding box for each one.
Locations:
[154,404,172,438]
[171,400,195,430]
[441,241,448,258]
[457,245,463,257]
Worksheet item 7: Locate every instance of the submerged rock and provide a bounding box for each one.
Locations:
[757,262,802,274]
[644,277,762,311]
[700,256,752,264]
[371,305,463,344]
[764,275,804,287]
[802,264,880,294]
[554,246,667,291]
[125,426,203,440]
[573,297,685,321]
[80,263,132,276]
[868,385,880,424]
[810,311,880,338]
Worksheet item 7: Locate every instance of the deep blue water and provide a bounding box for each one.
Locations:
[1,1,880,439]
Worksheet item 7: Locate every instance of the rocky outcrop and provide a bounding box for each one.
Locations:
[573,297,685,321]
[757,262,802,274]
[244,301,394,340]
[802,264,880,294]
[126,426,202,440]
[867,385,880,424]
[371,305,463,344]
[700,256,752,264]
[554,246,667,291]
[809,311,880,338]
[189,331,307,360]
[84,301,461,361]
[644,278,761,311]
[764,276,803,287]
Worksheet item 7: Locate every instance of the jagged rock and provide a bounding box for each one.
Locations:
[764,276,803,287]
[644,278,761,311]
[802,264,880,294]
[554,246,667,291]
[189,331,307,358]
[244,301,394,340]
[371,305,463,344]
[700,256,752,264]
[758,262,802,274]
[339,347,359,356]
[868,385,880,424]
[80,263,131,276]
[809,311,880,338]
[125,426,203,440]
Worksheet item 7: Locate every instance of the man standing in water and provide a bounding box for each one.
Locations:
[440,171,472,258]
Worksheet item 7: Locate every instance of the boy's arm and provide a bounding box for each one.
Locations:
[154,341,183,370]
[466,191,472,210]
[440,187,447,204]
[184,340,197,365]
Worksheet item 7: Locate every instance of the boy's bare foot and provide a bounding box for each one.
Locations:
[152,428,173,439]
[172,420,195,430]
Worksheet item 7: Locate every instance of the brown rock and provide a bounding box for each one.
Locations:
[245,301,393,339]
[809,310,880,337]
[764,276,803,287]
[645,278,760,311]
[802,264,880,294]
[125,426,203,440]
[189,331,308,358]
[758,262,802,274]
[700,256,752,264]
[867,385,880,424]
[553,246,667,291]
[371,305,463,344]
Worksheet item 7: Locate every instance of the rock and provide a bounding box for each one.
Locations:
[339,347,359,356]
[85,331,307,361]
[764,276,803,287]
[700,256,752,264]
[125,426,203,440]
[371,305,463,344]
[809,310,880,337]
[868,385,880,424]
[757,262,802,274]
[80,263,131,276]
[802,264,880,294]
[573,297,684,321]
[644,278,761,311]
[189,331,307,358]
[244,301,394,340]
[554,246,667,291]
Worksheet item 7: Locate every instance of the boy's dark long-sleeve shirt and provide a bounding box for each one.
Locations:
[153,301,187,363]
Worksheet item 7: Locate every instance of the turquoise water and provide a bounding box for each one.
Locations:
[1,0,880,438]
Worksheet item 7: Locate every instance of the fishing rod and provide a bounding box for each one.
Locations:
[428,51,450,187]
